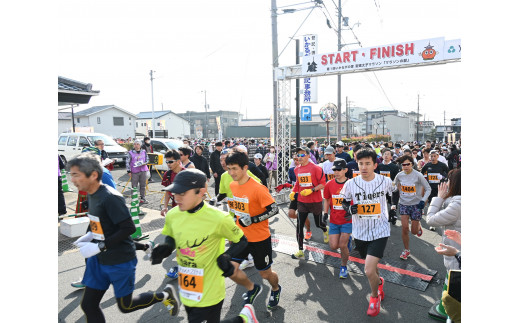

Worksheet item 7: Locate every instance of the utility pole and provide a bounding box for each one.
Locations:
[416,94,420,142]
[271,0,279,146]
[295,39,301,147]
[382,109,385,140]
[202,90,208,139]
[443,110,447,143]
[150,70,156,138]
[345,96,349,138]
[336,0,342,141]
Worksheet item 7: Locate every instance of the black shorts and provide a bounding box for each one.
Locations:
[232,236,273,271]
[354,237,388,259]
[289,199,298,210]
[184,299,223,323]
[297,201,322,214]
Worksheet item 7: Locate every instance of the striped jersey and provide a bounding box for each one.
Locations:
[340,173,393,241]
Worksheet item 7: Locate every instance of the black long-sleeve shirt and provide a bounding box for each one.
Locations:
[210,150,225,176]
[191,153,211,179]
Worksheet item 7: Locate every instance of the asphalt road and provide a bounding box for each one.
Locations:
[58,166,448,322]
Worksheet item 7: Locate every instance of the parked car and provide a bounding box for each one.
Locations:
[149,138,184,171]
[58,132,128,166]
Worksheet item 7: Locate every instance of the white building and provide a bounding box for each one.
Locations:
[60,105,137,139]
[135,110,191,139]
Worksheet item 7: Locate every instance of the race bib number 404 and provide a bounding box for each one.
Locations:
[298,173,313,187]
[178,266,204,302]
[357,202,382,220]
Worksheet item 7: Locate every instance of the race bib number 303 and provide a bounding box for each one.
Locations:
[178,266,204,302]
[233,197,250,217]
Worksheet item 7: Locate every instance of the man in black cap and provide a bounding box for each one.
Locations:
[151,169,259,322]
[323,158,353,279]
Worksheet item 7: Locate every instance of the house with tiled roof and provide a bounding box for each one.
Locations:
[135,110,190,139]
[58,76,100,106]
[64,105,137,139]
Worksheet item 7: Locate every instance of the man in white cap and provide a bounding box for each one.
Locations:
[335,141,352,162]
[253,153,269,182]
[320,146,337,182]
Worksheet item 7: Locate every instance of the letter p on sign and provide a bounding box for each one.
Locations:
[301,106,312,121]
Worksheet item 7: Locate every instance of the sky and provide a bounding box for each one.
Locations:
[58,0,461,126]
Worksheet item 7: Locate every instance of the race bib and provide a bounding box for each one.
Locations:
[178,266,204,302]
[326,173,335,181]
[400,185,416,196]
[380,171,390,178]
[352,170,360,178]
[428,173,440,183]
[332,195,344,210]
[88,214,105,240]
[298,172,313,187]
[357,201,382,220]
[233,196,250,217]
[227,197,235,215]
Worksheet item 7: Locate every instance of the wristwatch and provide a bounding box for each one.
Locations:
[311,187,315,192]
[98,241,107,252]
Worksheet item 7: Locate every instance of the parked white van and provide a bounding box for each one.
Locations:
[58,132,128,165]
[149,138,183,171]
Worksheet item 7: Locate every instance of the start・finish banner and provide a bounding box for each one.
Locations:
[302,37,460,75]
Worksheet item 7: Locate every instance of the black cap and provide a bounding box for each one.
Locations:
[162,169,207,194]
[331,158,348,171]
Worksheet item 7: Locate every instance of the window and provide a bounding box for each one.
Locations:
[151,141,167,152]
[97,117,101,124]
[67,136,77,146]
[79,136,89,148]
[136,122,138,128]
[77,118,80,123]
[129,117,131,120]
[113,117,124,126]
[58,136,68,145]
[157,122,160,126]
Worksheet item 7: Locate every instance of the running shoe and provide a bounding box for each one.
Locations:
[304,231,312,240]
[71,278,86,289]
[239,259,255,270]
[367,295,381,316]
[400,249,410,260]
[417,227,423,237]
[162,284,180,316]
[267,284,282,309]
[165,266,179,279]
[339,266,349,279]
[292,249,305,259]
[242,284,262,306]
[323,226,329,243]
[140,199,148,205]
[378,277,385,300]
[239,304,259,323]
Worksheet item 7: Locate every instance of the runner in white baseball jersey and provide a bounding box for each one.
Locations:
[339,147,396,317]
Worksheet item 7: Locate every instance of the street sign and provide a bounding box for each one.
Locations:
[301,106,312,121]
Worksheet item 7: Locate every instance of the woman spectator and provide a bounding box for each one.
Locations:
[190,145,211,181]
[426,168,461,271]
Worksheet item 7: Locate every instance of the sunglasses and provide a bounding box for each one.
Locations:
[296,153,307,157]
[166,160,178,164]
[401,163,412,166]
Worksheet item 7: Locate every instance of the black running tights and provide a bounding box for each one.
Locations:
[81,287,163,322]
[296,211,327,250]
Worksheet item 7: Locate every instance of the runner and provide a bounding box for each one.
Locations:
[153,169,259,322]
[159,149,186,280]
[226,151,282,310]
[393,155,432,260]
[322,158,352,279]
[178,146,196,169]
[215,149,261,271]
[339,147,396,317]
[67,153,179,321]
[288,153,312,239]
[290,147,329,259]
[335,141,352,162]
[320,146,337,183]
[421,149,449,205]
[346,144,363,180]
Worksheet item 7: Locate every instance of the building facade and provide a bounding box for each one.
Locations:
[135,110,190,139]
[176,110,241,139]
[60,105,137,139]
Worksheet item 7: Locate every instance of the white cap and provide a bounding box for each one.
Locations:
[254,153,263,159]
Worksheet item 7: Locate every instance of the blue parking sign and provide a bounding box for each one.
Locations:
[301,106,312,121]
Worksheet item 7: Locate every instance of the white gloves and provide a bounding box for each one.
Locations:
[73,232,94,247]
[79,242,101,258]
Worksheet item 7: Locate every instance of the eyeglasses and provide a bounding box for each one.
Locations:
[401,163,412,166]
[296,154,306,157]
[166,160,178,164]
